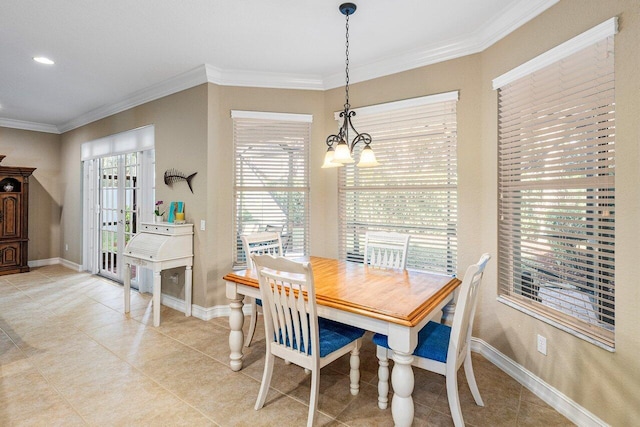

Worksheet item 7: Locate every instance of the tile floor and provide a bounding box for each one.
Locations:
[0,265,574,426]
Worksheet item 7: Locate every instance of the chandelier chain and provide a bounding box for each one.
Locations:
[344,13,350,110]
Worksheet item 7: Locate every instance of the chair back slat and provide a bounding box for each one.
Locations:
[253,254,318,357]
[449,253,491,363]
[364,231,411,269]
[241,232,283,269]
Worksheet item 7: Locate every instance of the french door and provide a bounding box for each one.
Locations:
[82,126,155,290]
[98,153,140,281]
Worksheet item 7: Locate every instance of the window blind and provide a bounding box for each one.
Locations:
[338,93,458,274]
[232,112,311,266]
[495,30,615,349]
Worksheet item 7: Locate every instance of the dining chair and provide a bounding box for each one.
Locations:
[252,254,365,427]
[241,232,283,347]
[372,253,491,427]
[364,231,411,269]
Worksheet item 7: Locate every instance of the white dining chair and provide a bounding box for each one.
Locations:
[364,231,411,269]
[241,232,283,347]
[252,254,365,427]
[372,253,491,427]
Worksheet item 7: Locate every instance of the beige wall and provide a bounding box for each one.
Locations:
[0,127,62,261]
[475,1,640,425]
[60,85,209,305]
[2,0,638,423]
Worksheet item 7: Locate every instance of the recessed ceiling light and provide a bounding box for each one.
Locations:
[33,56,55,65]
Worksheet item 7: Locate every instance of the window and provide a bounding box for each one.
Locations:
[338,92,458,275]
[494,18,617,349]
[232,111,311,266]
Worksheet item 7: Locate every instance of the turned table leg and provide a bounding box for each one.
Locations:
[391,351,415,427]
[228,296,245,371]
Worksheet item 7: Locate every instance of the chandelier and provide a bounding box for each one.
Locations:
[322,3,379,169]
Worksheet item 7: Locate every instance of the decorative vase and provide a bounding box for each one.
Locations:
[155,215,163,223]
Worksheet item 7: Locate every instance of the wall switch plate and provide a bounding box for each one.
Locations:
[200,220,206,231]
[537,334,547,355]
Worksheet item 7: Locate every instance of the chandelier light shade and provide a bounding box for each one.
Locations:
[322,2,379,169]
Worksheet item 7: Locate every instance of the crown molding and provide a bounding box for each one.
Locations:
[323,36,484,90]
[56,64,325,133]
[4,0,557,134]
[209,64,325,91]
[0,118,60,134]
[58,66,210,133]
[476,0,559,51]
[324,0,559,89]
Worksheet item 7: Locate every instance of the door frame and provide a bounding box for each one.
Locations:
[81,125,155,291]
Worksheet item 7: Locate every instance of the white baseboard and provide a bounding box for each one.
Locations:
[29,257,83,272]
[471,338,608,427]
[28,257,60,268]
[60,258,83,271]
[160,294,253,320]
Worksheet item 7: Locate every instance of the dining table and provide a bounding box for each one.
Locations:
[223,256,461,427]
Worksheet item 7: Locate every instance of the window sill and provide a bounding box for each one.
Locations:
[497,296,615,353]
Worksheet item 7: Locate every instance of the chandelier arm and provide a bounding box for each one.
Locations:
[345,112,371,151]
[323,3,378,168]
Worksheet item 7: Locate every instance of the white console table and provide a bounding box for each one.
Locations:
[123,222,194,326]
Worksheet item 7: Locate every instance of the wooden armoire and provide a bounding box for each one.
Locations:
[0,155,36,276]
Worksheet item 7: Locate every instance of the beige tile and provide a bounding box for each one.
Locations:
[0,333,37,388]
[0,267,572,427]
[335,381,395,426]
[0,366,85,425]
[325,333,380,385]
[67,373,201,425]
[0,400,86,426]
[285,366,361,418]
[517,400,575,426]
[422,408,456,427]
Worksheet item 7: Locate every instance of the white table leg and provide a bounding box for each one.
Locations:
[184,266,192,317]
[377,347,390,409]
[124,263,131,314]
[391,351,415,427]
[229,296,245,371]
[153,271,161,327]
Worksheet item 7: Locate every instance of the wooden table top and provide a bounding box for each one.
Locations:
[223,256,461,327]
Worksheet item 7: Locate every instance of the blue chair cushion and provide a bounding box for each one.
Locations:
[372,321,451,363]
[277,317,365,358]
[318,318,365,357]
[256,298,262,306]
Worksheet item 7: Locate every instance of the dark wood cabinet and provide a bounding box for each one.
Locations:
[0,155,36,276]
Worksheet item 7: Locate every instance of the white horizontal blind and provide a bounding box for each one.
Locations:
[496,35,615,348]
[81,125,154,161]
[338,95,458,274]
[233,112,311,266]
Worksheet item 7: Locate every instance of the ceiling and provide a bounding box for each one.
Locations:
[0,0,557,134]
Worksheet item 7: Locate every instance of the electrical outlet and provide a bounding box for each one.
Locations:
[65,243,68,251]
[537,334,547,355]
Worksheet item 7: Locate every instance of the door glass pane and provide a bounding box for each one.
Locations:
[99,153,141,282]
